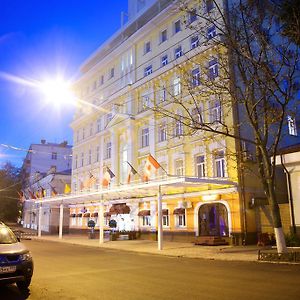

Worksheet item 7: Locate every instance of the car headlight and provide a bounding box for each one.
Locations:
[20,252,32,261]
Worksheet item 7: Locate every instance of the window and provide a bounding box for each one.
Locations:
[214,150,225,177]
[105,142,112,159]
[175,118,184,137]
[144,41,151,54]
[191,67,201,87]
[158,86,167,103]
[288,115,298,136]
[142,216,151,226]
[191,36,199,49]
[92,81,97,90]
[175,46,183,59]
[162,211,169,226]
[90,123,93,136]
[175,160,184,176]
[161,55,168,67]
[110,68,114,79]
[189,8,197,23]
[176,213,186,227]
[76,130,79,142]
[158,123,167,142]
[173,78,181,96]
[174,20,181,34]
[82,128,85,139]
[208,58,219,79]
[81,152,84,167]
[206,0,214,12]
[97,118,102,132]
[100,75,104,85]
[191,106,203,125]
[141,128,149,147]
[51,152,57,160]
[88,149,92,164]
[105,113,113,127]
[160,29,167,43]
[139,95,150,112]
[207,25,217,39]
[144,65,152,76]
[196,155,205,177]
[210,99,222,123]
[75,155,78,169]
[96,146,100,162]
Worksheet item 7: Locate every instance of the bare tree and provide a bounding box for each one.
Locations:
[151,0,300,253]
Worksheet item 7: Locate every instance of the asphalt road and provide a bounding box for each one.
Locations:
[1,240,300,300]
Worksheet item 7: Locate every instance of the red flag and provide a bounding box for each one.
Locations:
[17,191,25,202]
[143,155,161,182]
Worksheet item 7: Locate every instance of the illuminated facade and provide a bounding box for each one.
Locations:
[66,0,254,244]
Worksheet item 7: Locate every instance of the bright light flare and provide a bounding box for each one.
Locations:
[38,77,75,107]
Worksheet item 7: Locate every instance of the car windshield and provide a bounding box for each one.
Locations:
[0,225,18,244]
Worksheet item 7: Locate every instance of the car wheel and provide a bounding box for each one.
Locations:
[17,277,32,290]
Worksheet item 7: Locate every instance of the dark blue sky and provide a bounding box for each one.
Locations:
[0,1,127,167]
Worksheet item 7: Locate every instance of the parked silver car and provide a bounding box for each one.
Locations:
[0,222,33,290]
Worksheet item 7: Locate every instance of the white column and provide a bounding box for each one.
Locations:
[157,186,163,250]
[99,202,104,244]
[59,203,64,239]
[38,204,42,237]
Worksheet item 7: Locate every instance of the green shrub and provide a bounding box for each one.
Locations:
[285,233,300,247]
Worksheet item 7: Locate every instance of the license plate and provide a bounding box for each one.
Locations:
[0,266,16,274]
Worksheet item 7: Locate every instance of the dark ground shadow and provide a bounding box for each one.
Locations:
[0,284,30,299]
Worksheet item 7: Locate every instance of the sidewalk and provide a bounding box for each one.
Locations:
[32,234,264,262]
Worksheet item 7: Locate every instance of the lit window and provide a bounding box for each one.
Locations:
[144,65,152,77]
[207,26,217,39]
[175,45,183,59]
[196,155,205,177]
[160,29,167,43]
[174,20,181,34]
[158,123,167,142]
[214,150,226,177]
[144,41,151,54]
[161,55,168,67]
[191,36,199,49]
[141,128,149,148]
[51,152,57,160]
[189,9,197,23]
[175,160,184,176]
[191,67,201,87]
[173,78,181,96]
[288,115,298,136]
[210,99,222,123]
[105,142,112,159]
[206,0,214,12]
[208,58,219,79]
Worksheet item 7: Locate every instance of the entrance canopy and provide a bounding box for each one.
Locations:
[28,176,237,206]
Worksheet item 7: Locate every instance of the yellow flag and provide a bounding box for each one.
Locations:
[64,184,71,194]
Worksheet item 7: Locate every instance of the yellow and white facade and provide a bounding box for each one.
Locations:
[68,0,258,244]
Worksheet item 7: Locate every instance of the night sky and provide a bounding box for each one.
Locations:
[0,0,127,167]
